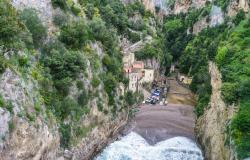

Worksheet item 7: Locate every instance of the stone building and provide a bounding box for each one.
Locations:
[141,69,154,83]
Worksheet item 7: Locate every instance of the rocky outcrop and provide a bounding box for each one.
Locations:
[174,0,192,14]
[71,113,128,160]
[196,61,237,160]
[192,5,224,34]
[12,0,56,35]
[174,0,209,14]
[143,0,156,13]
[0,118,60,160]
[192,16,209,34]
[122,36,153,54]
[0,68,60,160]
[227,0,249,17]
[210,5,224,27]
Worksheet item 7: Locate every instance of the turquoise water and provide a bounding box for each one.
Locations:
[95,132,203,160]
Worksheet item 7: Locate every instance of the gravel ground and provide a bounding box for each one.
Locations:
[123,78,196,145]
[126,104,195,145]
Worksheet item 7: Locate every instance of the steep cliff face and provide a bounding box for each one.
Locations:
[196,62,237,160]
[192,5,224,34]
[0,68,60,160]
[0,48,127,160]
[0,1,130,159]
[12,0,56,34]
[227,0,249,17]
[143,0,156,13]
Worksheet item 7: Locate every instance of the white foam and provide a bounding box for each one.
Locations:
[95,132,203,160]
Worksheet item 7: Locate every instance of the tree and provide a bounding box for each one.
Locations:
[20,8,47,48]
[125,91,136,106]
[163,17,190,61]
[51,0,68,10]
[0,0,24,49]
[59,20,89,49]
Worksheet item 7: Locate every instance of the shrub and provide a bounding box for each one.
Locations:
[195,94,210,117]
[97,101,103,112]
[127,30,141,43]
[100,3,128,34]
[59,123,71,148]
[76,80,84,90]
[20,8,47,47]
[78,90,88,106]
[91,76,100,88]
[102,54,112,67]
[238,78,250,98]
[18,56,29,67]
[42,46,86,81]
[53,11,68,27]
[60,98,80,119]
[8,120,15,133]
[103,73,117,105]
[88,17,119,51]
[34,102,42,113]
[0,0,24,49]
[0,96,14,115]
[54,78,72,96]
[5,101,14,114]
[221,82,239,104]
[85,3,95,19]
[51,0,68,10]
[26,112,36,122]
[59,20,89,49]
[231,99,250,159]
[128,19,146,31]
[71,4,81,16]
[0,95,5,107]
[125,91,136,106]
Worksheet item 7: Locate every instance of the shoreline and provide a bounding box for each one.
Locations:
[126,103,196,144]
[92,78,202,159]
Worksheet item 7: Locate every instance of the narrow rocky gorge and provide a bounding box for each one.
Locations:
[0,0,249,159]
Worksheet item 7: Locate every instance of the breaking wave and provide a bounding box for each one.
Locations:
[95,132,203,160]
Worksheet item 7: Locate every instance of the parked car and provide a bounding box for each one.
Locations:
[152,95,160,101]
[155,89,161,93]
[152,92,160,96]
[145,97,153,104]
[151,99,158,104]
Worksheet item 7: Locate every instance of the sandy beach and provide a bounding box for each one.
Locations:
[124,78,197,145]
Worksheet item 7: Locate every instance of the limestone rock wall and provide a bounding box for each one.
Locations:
[196,61,237,160]
[0,68,60,160]
[12,0,56,35]
[227,0,249,17]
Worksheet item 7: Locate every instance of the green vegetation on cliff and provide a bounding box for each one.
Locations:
[1,0,249,157]
[165,9,250,159]
[0,0,157,149]
[130,1,249,157]
[216,19,250,158]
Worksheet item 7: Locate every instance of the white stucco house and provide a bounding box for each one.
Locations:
[141,69,154,83]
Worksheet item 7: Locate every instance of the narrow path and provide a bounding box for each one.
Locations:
[167,78,197,106]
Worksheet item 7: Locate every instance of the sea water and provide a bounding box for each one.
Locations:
[95,132,203,160]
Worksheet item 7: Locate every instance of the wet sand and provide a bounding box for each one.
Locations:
[125,78,197,145]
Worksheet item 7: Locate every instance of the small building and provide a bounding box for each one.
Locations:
[123,63,132,73]
[132,61,144,69]
[128,70,143,93]
[141,69,154,83]
[179,75,192,85]
[123,54,155,93]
